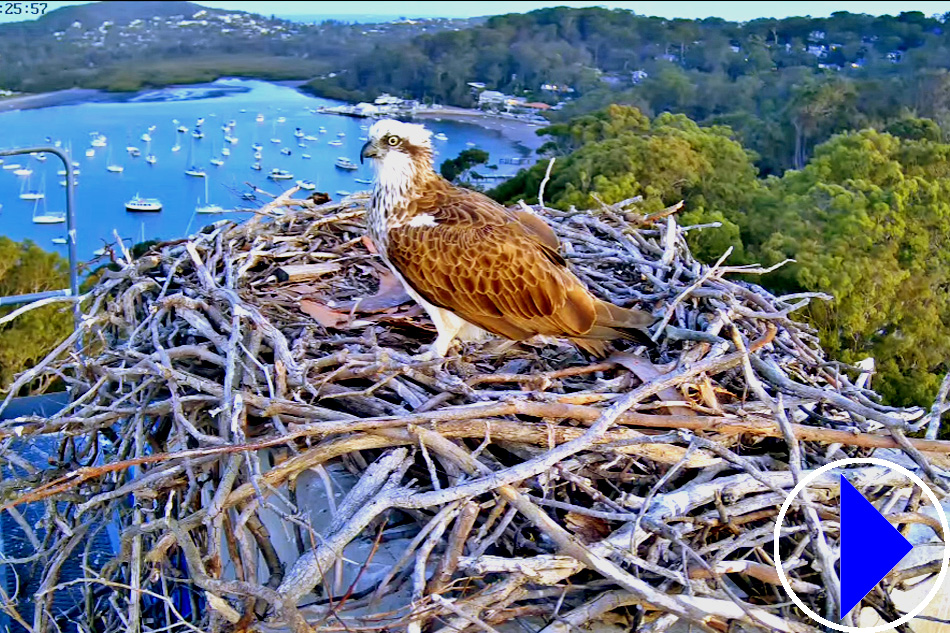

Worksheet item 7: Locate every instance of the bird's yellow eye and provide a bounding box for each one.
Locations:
[386,135,399,146]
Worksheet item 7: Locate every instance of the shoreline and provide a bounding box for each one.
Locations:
[0,87,105,113]
[0,80,548,155]
[411,107,548,152]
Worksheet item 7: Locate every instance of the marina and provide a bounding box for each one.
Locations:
[0,79,530,259]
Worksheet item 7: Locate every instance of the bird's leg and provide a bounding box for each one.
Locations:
[413,305,466,362]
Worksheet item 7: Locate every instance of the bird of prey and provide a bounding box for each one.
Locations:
[359,119,654,357]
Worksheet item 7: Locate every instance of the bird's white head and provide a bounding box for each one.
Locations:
[360,120,434,195]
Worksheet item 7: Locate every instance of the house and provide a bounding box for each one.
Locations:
[478,90,508,107]
[730,44,741,53]
[808,30,826,41]
[374,93,403,106]
[539,84,575,94]
[807,44,827,56]
[887,50,902,63]
[522,102,551,111]
[354,103,380,116]
[631,70,648,84]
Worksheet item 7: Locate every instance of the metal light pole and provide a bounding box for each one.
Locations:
[0,146,80,328]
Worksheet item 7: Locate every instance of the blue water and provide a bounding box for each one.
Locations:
[0,79,525,260]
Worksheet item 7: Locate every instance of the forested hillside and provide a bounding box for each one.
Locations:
[309,7,950,173]
[0,1,471,93]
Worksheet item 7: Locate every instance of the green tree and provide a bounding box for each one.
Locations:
[749,129,950,406]
[0,238,72,392]
[440,148,490,181]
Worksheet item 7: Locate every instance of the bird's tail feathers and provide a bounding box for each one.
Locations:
[572,300,656,357]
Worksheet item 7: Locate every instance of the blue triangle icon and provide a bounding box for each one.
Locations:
[839,474,913,619]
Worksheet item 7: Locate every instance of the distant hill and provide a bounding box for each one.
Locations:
[0,1,465,94]
[5,1,234,32]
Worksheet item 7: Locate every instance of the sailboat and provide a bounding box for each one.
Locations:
[19,173,44,200]
[106,148,124,173]
[32,192,65,224]
[195,175,224,214]
[145,138,157,164]
[184,136,205,177]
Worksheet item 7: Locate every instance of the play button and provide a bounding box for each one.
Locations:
[839,474,913,619]
[773,457,950,632]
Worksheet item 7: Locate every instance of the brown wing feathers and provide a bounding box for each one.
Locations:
[385,182,653,348]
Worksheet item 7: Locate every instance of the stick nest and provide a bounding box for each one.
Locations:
[1,188,947,633]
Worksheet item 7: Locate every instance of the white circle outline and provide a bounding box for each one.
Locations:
[772,457,950,632]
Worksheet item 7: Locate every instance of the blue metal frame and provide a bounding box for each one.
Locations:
[0,146,79,328]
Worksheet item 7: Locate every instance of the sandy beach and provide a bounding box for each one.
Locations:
[0,88,104,113]
[412,106,548,151]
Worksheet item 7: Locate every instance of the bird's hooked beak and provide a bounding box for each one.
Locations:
[360,141,378,164]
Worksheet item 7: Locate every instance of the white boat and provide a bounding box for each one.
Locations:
[171,144,181,152]
[256,113,265,123]
[354,178,373,185]
[360,124,369,131]
[57,169,80,176]
[251,162,262,171]
[228,119,236,128]
[336,190,352,196]
[296,179,316,190]
[141,133,152,142]
[85,148,95,157]
[32,194,65,224]
[251,143,263,151]
[276,116,286,124]
[319,127,327,134]
[196,117,205,127]
[280,147,292,156]
[301,153,312,160]
[434,132,448,141]
[270,138,281,144]
[58,179,80,187]
[127,145,140,155]
[20,174,45,200]
[210,158,225,166]
[466,142,477,147]
[328,140,343,147]
[337,132,346,137]
[91,134,107,147]
[13,167,32,177]
[2,163,22,170]
[31,152,47,162]
[225,135,238,145]
[304,135,319,141]
[253,151,262,160]
[192,131,205,139]
[334,157,358,171]
[126,195,162,212]
[358,136,368,142]
[107,164,124,173]
[185,166,206,177]
[268,168,294,181]
[293,128,305,138]
[298,142,307,148]
[221,147,231,157]
[146,154,157,164]
[177,125,188,133]
[195,175,224,215]
[93,247,107,257]
[52,237,68,245]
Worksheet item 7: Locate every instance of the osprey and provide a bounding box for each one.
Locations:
[360,119,654,357]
